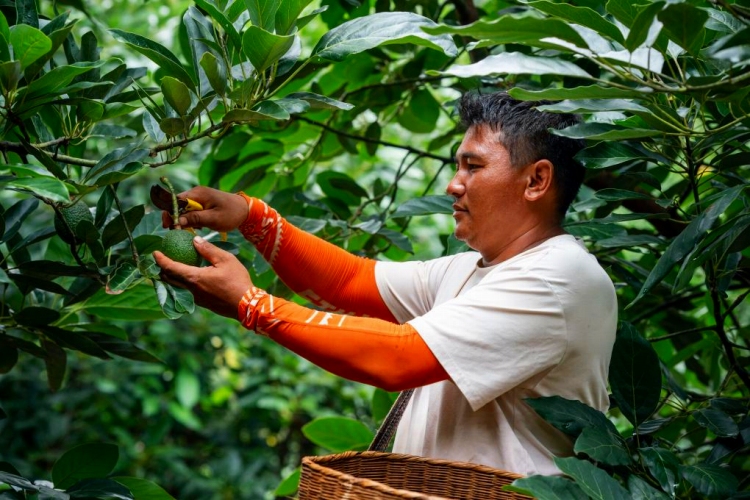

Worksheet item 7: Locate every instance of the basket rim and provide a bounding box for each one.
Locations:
[300,451,526,499]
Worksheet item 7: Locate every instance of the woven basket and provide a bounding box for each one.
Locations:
[298,451,532,500]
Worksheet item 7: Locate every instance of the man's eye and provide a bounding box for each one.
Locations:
[468,164,481,170]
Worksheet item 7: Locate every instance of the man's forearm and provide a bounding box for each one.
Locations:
[237,193,397,322]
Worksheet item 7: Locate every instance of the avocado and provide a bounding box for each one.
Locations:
[54,202,94,244]
[161,230,201,267]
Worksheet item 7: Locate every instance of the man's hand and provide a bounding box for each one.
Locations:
[154,235,252,319]
[161,186,249,233]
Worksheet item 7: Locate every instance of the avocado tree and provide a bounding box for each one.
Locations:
[1,0,750,498]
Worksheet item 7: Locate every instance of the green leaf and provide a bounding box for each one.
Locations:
[440,52,591,79]
[627,475,671,500]
[72,285,165,321]
[83,332,162,364]
[113,477,174,500]
[553,122,660,140]
[605,0,640,26]
[302,416,374,452]
[9,25,51,70]
[175,368,200,408]
[52,443,119,490]
[193,0,241,51]
[625,2,665,52]
[527,1,624,44]
[595,188,654,202]
[109,29,195,89]
[0,11,10,43]
[14,306,60,327]
[537,99,649,114]
[285,92,353,110]
[313,12,457,61]
[693,408,740,437]
[505,475,588,500]
[16,60,107,102]
[575,142,650,169]
[25,20,77,80]
[160,76,192,116]
[609,323,661,427]
[106,262,141,295]
[65,478,133,500]
[0,198,38,245]
[4,177,69,203]
[159,117,186,137]
[273,467,300,497]
[0,343,18,374]
[525,396,614,438]
[42,326,111,359]
[0,61,22,93]
[679,464,738,498]
[242,26,295,72]
[154,281,195,319]
[631,185,745,305]
[15,0,39,27]
[371,388,398,424]
[199,52,226,96]
[275,0,312,35]
[42,339,66,392]
[640,447,680,496]
[554,457,630,500]
[102,205,145,249]
[378,227,413,254]
[0,471,37,491]
[423,14,588,48]
[392,195,453,217]
[222,105,288,124]
[84,147,150,186]
[317,171,367,206]
[657,3,708,55]
[509,85,650,101]
[244,0,280,31]
[574,427,631,466]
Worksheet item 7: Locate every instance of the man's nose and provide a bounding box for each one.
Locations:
[446,171,465,197]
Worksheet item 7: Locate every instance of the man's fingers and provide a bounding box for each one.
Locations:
[154,250,196,284]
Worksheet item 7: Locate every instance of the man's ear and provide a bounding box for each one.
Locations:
[524,159,554,202]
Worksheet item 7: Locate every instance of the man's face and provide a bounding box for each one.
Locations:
[447,124,529,255]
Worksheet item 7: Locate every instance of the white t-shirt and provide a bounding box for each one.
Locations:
[375,234,617,476]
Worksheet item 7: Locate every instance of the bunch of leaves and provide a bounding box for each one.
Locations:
[0,442,173,499]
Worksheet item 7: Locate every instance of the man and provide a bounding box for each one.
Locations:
[155,91,617,476]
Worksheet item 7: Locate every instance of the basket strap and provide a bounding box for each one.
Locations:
[368,388,415,452]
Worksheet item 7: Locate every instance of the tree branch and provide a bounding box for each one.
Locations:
[295,116,453,164]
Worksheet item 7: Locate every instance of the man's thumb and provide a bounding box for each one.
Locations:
[193,236,226,264]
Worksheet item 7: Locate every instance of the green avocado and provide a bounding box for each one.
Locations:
[161,230,201,267]
[54,202,94,244]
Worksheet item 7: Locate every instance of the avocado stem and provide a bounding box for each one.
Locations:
[160,176,181,229]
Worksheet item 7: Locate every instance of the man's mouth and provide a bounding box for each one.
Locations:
[452,203,467,213]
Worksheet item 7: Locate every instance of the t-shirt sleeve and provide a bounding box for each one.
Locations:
[408,271,568,411]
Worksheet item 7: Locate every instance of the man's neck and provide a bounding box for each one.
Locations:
[480,223,565,267]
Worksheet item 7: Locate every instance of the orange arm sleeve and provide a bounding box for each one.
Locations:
[237,193,396,322]
[239,287,448,391]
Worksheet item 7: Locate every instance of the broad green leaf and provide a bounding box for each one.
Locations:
[0,344,19,374]
[0,471,37,490]
[0,60,21,93]
[275,0,312,35]
[159,117,186,137]
[693,408,740,437]
[24,20,77,80]
[13,306,60,327]
[199,52,226,96]
[72,285,165,321]
[83,332,162,363]
[242,26,294,72]
[657,4,708,55]
[302,417,374,452]
[193,0,241,51]
[575,142,649,169]
[175,368,200,408]
[597,234,664,248]
[65,478,133,500]
[42,339,68,392]
[113,477,175,500]
[528,1,624,44]
[273,467,300,497]
[508,85,650,101]
[625,2,665,52]
[110,29,195,89]
[4,177,69,203]
[16,0,39,27]
[609,323,661,427]
[16,60,106,102]
[423,15,588,48]
[106,262,141,295]
[275,97,309,115]
[313,12,457,61]
[318,171,367,206]
[222,102,289,123]
[595,189,654,202]
[102,205,145,249]
[42,326,111,359]
[371,388,398,424]
[631,185,745,305]
[161,76,192,116]
[285,92,353,110]
[392,195,453,217]
[0,198,38,245]
[9,25,50,70]
[537,99,649,114]
[554,457,630,500]
[679,464,738,498]
[605,0,640,26]
[505,476,588,500]
[0,11,9,43]
[378,228,413,254]
[627,475,670,500]
[245,0,280,31]
[440,53,591,79]
[52,443,118,490]
[640,447,679,496]
[84,147,150,185]
[553,122,660,140]
[573,427,631,466]
[525,396,614,438]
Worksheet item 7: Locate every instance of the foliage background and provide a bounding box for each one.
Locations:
[1,0,749,498]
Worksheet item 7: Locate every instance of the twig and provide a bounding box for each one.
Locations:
[109,185,140,264]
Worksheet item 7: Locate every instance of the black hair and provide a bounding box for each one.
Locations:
[457,91,585,217]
